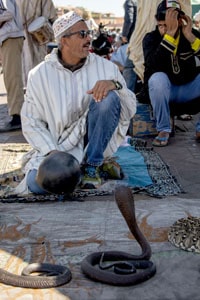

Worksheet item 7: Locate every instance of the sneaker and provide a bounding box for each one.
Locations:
[0,114,21,132]
[99,159,124,180]
[81,164,101,189]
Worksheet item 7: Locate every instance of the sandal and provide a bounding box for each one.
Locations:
[177,114,193,121]
[152,133,170,147]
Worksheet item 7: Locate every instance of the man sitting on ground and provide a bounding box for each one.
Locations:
[15,11,136,195]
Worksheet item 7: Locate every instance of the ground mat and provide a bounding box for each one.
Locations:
[0,142,183,202]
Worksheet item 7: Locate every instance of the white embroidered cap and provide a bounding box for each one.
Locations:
[53,11,83,39]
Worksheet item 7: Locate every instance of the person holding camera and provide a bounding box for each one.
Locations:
[142,0,200,146]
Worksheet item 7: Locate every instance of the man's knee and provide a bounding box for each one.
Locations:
[92,91,121,112]
[27,169,46,195]
[149,72,170,91]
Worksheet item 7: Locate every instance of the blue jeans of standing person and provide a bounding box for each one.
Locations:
[27,91,121,194]
[148,72,200,133]
[123,56,137,92]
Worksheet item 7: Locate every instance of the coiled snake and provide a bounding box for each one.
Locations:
[0,186,156,288]
[81,185,156,286]
[0,262,72,288]
[168,216,200,253]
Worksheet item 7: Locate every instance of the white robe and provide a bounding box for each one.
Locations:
[16,0,57,87]
[15,50,136,194]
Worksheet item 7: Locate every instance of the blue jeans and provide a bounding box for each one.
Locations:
[86,91,121,166]
[27,169,47,194]
[122,56,137,92]
[148,72,200,132]
[27,91,121,193]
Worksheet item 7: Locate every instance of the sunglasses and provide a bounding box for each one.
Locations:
[63,30,92,39]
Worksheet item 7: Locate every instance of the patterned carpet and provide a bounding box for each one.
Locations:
[0,143,30,192]
[0,143,183,203]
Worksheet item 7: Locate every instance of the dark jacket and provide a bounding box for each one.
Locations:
[137,26,200,103]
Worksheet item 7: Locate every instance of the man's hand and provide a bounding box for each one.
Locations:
[181,14,196,44]
[165,8,179,37]
[87,80,116,102]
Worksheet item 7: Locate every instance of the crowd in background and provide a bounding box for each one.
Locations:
[0,0,200,195]
[0,0,200,133]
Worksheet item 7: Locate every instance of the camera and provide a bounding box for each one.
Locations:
[166,0,180,9]
[166,0,185,18]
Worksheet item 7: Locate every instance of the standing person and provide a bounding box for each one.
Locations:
[142,0,200,147]
[0,0,24,132]
[14,11,136,195]
[16,0,57,87]
[121,0,137,44]
[121,0,138,91]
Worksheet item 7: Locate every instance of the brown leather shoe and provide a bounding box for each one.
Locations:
[196,132,200,143]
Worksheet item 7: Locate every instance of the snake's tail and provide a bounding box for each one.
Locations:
[115,185,152,260]
[0,263,72,288]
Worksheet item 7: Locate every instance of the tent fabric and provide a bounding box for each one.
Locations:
[192,0,200,5]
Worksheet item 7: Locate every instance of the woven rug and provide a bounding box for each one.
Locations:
[0,142,183,203]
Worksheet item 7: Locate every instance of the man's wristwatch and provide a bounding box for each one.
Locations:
[111,80,123,90]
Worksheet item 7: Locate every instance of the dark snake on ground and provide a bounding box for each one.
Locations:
[81,185,156,286]
[0,185,156,288]
[0,262,72,288]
